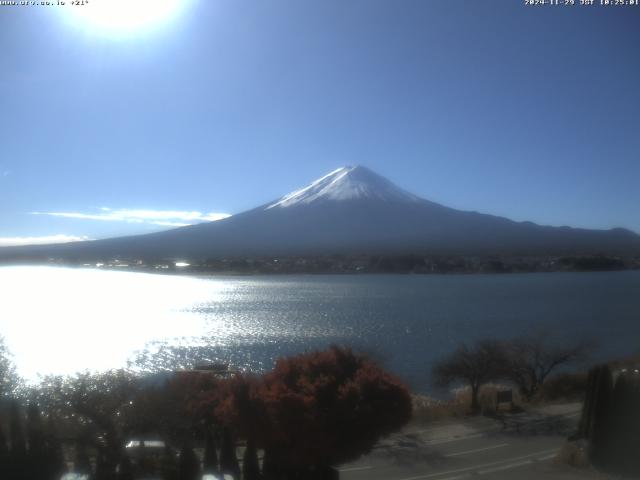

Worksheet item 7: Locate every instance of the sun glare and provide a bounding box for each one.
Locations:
[0,266,227,380]
[65,0,188,35]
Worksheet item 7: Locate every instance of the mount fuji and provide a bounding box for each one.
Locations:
[2,166,640,261]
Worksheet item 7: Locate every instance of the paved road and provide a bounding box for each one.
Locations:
[338,404,600,480]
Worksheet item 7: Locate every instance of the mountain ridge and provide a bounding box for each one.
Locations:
[1,166,639,261]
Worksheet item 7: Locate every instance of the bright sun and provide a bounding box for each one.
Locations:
[66,0,188,35]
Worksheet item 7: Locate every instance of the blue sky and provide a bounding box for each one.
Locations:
[1,0,639,245]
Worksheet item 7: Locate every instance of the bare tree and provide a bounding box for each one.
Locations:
[433,340,507,413]
[503,332,590,400]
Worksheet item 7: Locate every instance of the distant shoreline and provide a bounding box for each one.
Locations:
[1,253,639,277]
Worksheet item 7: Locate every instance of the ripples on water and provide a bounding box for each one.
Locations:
[0,266,639,392]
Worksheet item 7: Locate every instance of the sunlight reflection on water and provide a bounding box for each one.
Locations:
[0,266,230,379]
[1,266,639,392]
[0,266,351,381]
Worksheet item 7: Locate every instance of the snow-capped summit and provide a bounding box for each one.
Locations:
[266,165,421,209]
[3,165,639,260]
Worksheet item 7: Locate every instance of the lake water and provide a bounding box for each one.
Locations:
[0,266,638,392]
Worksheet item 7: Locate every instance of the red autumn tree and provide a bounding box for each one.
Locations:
[220,346,412,475]
[128,371,221,444]
[215,374,269,443]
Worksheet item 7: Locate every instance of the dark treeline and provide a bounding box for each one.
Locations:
[0,340,412,480]
[3,253,639,275]
[0,400,66,480]
[173,253,640,274]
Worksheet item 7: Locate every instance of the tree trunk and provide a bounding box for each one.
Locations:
[261,448,280,480]
[178,443,200,480]
[242,440,261,480]
[160,445,178,480]
[202,430,218,474]
[470,384,480,414]
[219,427,241,479]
